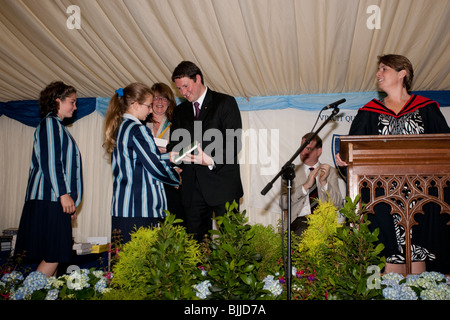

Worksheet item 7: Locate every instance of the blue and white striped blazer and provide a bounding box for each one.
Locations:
[111,114,180,218]
[25,113,83,206]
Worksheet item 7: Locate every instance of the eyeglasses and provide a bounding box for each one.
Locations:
[153,96,168,103]
[141,103,152,108]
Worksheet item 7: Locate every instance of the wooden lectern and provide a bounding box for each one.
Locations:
[340,134,450,274]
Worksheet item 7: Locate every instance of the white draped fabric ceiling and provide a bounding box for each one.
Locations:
[0,0,449,242]
[0,0,449,101]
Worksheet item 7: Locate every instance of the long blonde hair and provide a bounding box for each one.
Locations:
[103,82,153,153]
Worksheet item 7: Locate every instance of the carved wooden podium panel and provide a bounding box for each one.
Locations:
[340,134,450,274]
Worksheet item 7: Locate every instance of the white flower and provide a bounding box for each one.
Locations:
[262,275,283,297]
[92,270,104,279]
[66,269,90,291]
[194,280,212,299]
[45,289,59,300]
[420,283,450,300]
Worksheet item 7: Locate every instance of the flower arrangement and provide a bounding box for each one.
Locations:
[1,268,112,300]
[1,197,449,301]
[381,271,450,300]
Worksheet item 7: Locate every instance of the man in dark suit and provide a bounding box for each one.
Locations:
[167,61,243,241]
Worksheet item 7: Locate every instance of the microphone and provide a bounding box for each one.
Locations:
[322,98,346,110]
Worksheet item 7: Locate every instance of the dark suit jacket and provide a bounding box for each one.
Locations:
[167,88,243,207]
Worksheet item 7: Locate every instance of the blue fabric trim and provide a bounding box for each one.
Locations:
[1,91,448,127]
[0,97,96,127]
[236,90,450,111]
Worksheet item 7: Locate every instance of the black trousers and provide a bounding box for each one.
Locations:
[185,177,238,242]
[291,216,309,237]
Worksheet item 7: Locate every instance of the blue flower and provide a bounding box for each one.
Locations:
[10,286,30,300]
[382,272,449,300]
[95,278,108,293]
[23,271,47,292]
[382,284,417,300]
[1,271,24,283]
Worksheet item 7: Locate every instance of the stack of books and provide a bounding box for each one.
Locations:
[72,242,93,255]
[72,237,109,255]
[88,237,109,254]
[1,228,18,252]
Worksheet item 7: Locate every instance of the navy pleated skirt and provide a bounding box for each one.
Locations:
[14,200,73,264]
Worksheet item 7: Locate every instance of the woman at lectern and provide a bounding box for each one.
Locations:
[336,54,450,274]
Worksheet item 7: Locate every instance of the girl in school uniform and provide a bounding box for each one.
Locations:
[15,81,83,277]
[103,82,180,244]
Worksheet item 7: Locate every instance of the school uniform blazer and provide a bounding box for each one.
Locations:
[25,113,83,206]
[111,115,180,218]
[281,162,342,223]
[167,88,244,207]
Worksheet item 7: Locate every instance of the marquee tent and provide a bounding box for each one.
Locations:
[1,0,449,243]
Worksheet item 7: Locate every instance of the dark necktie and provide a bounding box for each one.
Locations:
[309,167,318,212]
[194,101,200,119]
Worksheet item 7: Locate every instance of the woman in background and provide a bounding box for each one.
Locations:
[103,82,180,244]
[15,81,83,277]
[146,82,185,225]
[146,83,175,152]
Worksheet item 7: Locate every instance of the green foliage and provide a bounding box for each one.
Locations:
[200,201,269,300]
[292,199,342,299]
[248,223,283,280]
[297,199,342,265]
[109,225,158,294]
[331,195,385,299]
[2,196,393,300]
[106,214,202,300]
[290,196,385,300]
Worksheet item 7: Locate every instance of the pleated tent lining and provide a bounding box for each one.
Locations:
[0,0,448,102]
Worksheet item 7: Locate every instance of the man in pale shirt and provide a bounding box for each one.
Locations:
[281,132,343,236]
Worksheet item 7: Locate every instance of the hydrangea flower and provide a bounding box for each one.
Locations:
[23,271,47,291]
[420,283,450,300]
[382,272,450,300]
[262,275,283,297]
[46,276,65,289]
[194,280,212,299]
[92,270,104,279]
[94,277,108,293]
[66,269,91,291]
[1,271,24,283]
[382,283,418,300]
[45,289,59,300]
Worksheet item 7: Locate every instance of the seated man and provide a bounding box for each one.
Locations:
[280,132,343,236]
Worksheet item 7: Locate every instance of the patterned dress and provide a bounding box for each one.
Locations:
[349,94,450,267]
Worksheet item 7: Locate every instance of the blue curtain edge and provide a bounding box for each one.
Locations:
[1,91,449,127]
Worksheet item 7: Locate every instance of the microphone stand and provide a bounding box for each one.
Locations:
[260,106,340,300]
